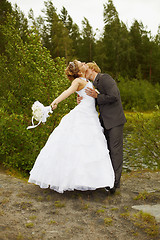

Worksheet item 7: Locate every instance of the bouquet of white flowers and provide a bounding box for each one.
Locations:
[27,101,53,129]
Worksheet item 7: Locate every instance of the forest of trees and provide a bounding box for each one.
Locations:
[1,0,160,82]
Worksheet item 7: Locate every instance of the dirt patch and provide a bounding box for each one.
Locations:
[0,169,160,240]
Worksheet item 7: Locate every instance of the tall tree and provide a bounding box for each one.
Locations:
[60,7,81,60]
[151,26,160,83]
[12,4,29,42]
[0,0,12,54]
[80,17,95,62]
[118,22,132,77]
[129,20,143,78]
[41,1,72,61]
[129,20,156,80]
[94,37,106,72]
[103,0,121,77]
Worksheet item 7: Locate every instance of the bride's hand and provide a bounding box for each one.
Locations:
[77,94,83,104]
[51,101,58,110]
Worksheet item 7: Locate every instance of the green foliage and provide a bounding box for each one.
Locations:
[0,14,76,173]
[132,211,160,237]
[41,0,72,61]
[59,7,81,59]
[3,0,160,83]
[123,110,160,170]
[0,108,57,172]
[103,0,121,75]
[121,210,160,237]
[0,0,12,54]
[118,76,160,111]
[0,4,160,174]
[102,1,160,82]
[80,17,95,61]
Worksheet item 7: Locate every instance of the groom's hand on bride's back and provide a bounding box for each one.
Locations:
[77,94,83,104]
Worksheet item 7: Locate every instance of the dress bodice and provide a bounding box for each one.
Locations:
[76,78,93,100]
[76,78,95,107]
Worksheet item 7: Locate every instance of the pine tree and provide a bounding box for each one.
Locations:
[0,0,12,54]
[80,17,95,62]
[41,1,72,61]
[60,7,81,60]
[103,0,121,77]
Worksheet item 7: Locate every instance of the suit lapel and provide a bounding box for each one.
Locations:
[93,73,100,88]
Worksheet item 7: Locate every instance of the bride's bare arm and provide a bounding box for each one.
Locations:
[51,79,80,109]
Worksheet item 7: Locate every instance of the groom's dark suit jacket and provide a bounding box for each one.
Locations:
[93,73,126,130]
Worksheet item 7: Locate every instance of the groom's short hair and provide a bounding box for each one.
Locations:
[87,61,101,73]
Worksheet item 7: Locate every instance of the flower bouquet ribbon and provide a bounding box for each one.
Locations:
[27,101,53,129]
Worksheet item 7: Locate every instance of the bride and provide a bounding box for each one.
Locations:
[28,60,115,193]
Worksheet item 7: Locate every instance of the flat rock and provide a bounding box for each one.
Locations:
[132,204,160,222]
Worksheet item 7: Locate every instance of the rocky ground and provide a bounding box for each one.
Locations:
[0,169,160,240]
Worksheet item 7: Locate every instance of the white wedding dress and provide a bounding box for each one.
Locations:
[28,79,115,193]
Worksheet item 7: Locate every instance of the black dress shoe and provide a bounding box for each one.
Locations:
[105,186,116,195]
[109,187,116,194]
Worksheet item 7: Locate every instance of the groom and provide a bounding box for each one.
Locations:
[78,61,126,194]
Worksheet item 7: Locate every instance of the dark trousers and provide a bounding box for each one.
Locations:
[100,117,124,188]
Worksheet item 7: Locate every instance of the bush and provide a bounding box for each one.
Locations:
[0,108,59,172]
[123,110,160,170]
[118,76,160,111]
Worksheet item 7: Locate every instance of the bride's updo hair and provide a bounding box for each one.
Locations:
[65,60,81,81]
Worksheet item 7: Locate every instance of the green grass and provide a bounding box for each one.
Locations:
[54,201,65,208]
[120,209,160,237]
[25,222,34,228]
[104,217,113,225]
[134,191,150,201]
